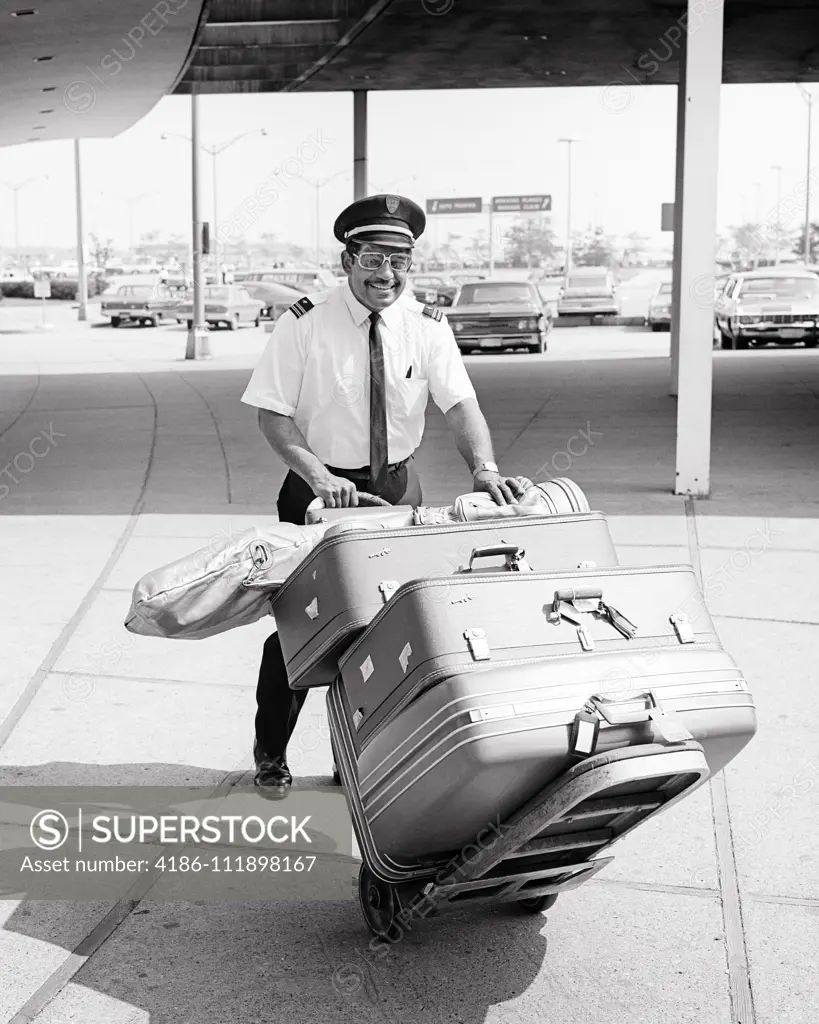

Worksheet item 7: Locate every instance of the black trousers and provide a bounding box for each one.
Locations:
[254,458,422,760]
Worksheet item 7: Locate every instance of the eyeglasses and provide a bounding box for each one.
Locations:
[355,251,413,272]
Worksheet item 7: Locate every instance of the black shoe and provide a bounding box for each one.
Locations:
[253,741,292,800]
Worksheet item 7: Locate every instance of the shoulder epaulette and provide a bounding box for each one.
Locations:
[288,296,314,319]
[422,304,444,321]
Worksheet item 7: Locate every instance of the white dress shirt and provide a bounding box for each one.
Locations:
[241,281,476,469]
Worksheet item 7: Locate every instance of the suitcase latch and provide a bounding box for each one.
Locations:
[352,708,364,729]
[464,627,491,661]
[670,612,696,644]
[378,580,399,603]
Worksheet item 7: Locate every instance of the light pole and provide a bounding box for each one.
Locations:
[770,164,784,263]
[162,128,266,282]
[798,85,814,263]
[74,140,88,322]
[304,170,352,267]
[557,138,581,285]
[105,192,153,255]
[1,176,47,264]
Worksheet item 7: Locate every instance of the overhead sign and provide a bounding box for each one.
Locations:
[426,197,483,215]
[661,203,675,231]
[492,195,552,213]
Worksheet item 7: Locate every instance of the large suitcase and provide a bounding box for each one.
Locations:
[331,645,756,863]
[337,562,720,748]
[272,512,618,690]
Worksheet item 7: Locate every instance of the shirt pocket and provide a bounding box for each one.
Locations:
[393,378,429,418]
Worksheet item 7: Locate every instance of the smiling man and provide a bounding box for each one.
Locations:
[241,193,526,797]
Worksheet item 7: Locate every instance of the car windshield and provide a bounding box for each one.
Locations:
[657,283,672,295]
[738,277,819,299]
[205,288,230,300]
[456,283,534,305]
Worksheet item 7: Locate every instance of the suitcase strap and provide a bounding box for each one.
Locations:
[548,587,638,650]
[570,690,694,759]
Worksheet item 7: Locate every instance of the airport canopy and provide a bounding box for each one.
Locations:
[2,0,819,146]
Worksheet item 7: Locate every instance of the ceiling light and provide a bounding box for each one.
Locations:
[28,137,41,142]
[39,109,54,114]
[33,55,53,61]
[32,125,46,130]
[11,8,39,15]
[42,86,56,91]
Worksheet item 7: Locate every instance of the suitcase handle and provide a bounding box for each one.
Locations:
[465,544,528,572]
[587,691,659,725]
[554,586,603,602]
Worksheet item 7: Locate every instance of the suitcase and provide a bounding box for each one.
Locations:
[332,644,756,863]
[337,562,719,748]
[272,512,618,690]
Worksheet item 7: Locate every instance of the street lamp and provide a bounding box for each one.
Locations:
[770,164,784,263]
[1,175,49,264]
[303,169,352,267]
[797,85,815,264]
[557,138,581,284]
[162,128,267,281]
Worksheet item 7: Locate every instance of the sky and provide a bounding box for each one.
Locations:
[0,82,815,257]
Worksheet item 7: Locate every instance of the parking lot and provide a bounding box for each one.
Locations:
[1,296,817,1022]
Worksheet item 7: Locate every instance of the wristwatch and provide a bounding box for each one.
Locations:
[472,461,499,477]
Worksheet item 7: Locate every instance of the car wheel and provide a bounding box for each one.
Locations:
[735,336,749,350]
[110,317,121,328]
[719,330,733,350]
[186,320,193,330]
[529,336,547,354]
[650,323,662,332]
[805,338,818,348]
[228,314,239,331]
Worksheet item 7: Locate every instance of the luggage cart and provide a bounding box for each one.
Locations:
[327,681,710,938]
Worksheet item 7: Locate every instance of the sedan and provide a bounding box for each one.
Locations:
[176,286,265,330]
[445,280,552,354]
[409,275,459,306]
[647,281,672,331]
[238,280,302,320]
[100,282,183,327]
[714,269,819,349]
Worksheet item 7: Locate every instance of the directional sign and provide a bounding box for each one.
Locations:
[491,195,552,213]
[426,197,483,215]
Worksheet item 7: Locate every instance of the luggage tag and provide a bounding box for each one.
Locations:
[648,706,694,744]
[569,709,600,758]
[550,604,595,652]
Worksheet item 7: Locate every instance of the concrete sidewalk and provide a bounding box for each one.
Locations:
[0,311,817,1024]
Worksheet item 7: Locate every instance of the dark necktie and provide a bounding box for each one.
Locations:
[368,311,389,495]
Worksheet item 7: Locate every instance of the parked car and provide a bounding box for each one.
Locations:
[237,280,302,320]
[714,268,819,349]
[409,274,459,306]
[175,286,265,330]
[647,281,673,331]
[445,280,552,354]
[100,282,182,327]
[556,267,619,317]
[234,267,337,294]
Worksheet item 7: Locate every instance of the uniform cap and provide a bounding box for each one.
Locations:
[334,194,425,248]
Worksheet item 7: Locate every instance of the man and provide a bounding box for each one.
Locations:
[241,194,526,797]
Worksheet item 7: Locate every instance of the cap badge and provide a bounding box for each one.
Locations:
[386,195,400,214]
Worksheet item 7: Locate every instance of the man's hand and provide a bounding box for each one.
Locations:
[309,471,359,508]
[472,471,527,506]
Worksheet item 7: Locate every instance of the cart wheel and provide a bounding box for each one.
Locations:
[517,893,559,913]
[358,864,403,941]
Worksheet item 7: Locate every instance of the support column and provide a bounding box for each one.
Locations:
[187,92,210,360]
[73,140,88,322]
[353,90,368,200]
[674,0,724,497]
[669,56,687,397]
